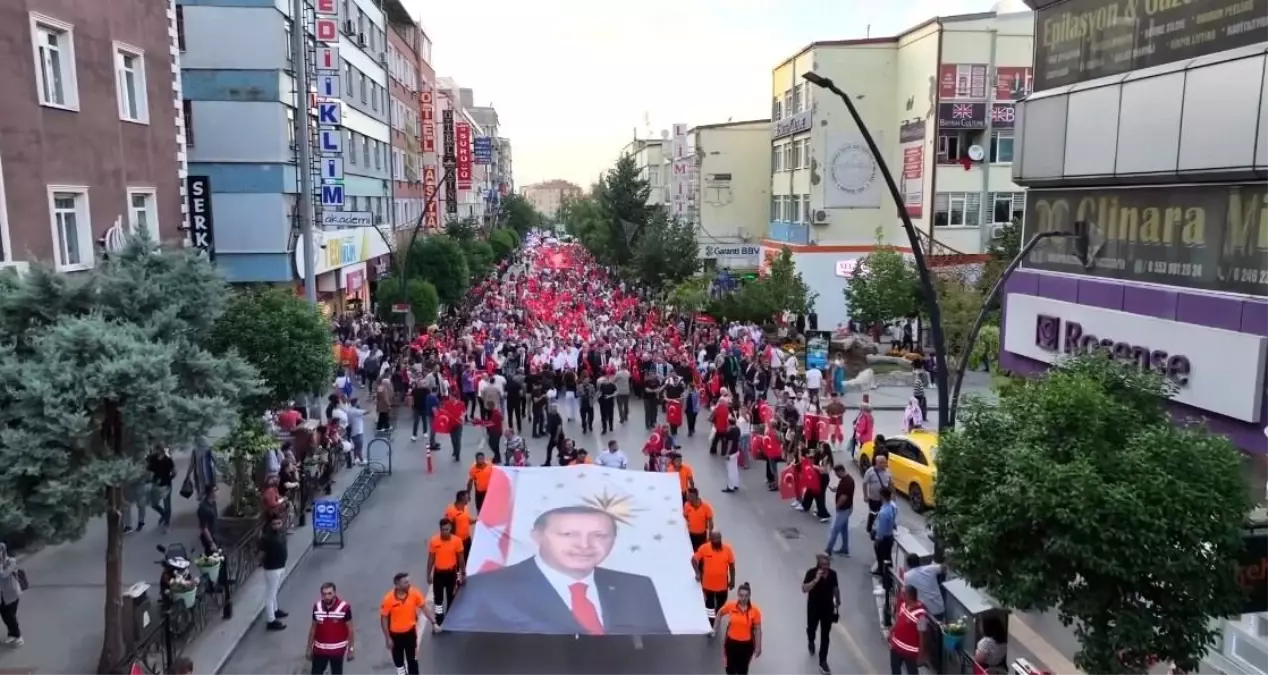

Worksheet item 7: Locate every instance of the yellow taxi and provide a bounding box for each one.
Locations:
[857,429,939,513]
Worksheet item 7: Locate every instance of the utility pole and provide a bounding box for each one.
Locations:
[292,0,317,305]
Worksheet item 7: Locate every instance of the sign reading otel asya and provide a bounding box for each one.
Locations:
[1022,183,1268,297]
[1034,0,1267,90]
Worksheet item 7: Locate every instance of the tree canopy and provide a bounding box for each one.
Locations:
[374,274,439,327]
[488,228,520,261]
[633,209,699,292]
[843,235,921,327]
[706,247,816,323]
[500,193,541,238]
[406,235,469,306]
[0,234,261,672]
[208,286,334,415]
[934,355,1253,674]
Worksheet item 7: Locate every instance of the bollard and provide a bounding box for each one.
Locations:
[426,449,434,474]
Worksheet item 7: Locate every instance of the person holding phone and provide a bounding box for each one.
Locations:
[802,553,840,674]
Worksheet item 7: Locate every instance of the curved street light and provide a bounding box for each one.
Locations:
[802,72,951,431]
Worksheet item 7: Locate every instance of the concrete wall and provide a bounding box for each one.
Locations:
[696,122,771,244]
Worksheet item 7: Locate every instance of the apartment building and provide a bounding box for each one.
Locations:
[688,120,771,272]
[432,78,502,225]
[179,0,395,299]
[765,8,1035,328]
[522,180,583,219]
[622,137,669,206]
[0,0,185,272]
[385,1,431,232]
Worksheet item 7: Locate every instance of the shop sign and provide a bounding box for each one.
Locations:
[703,244,759,257]
[773,110,812,140]
[1003,294,1268,423]
[898,119,926,144]
[939,64,989,100]
[293,226,391,279]
[937,103,1016,130]
[1034,0,1266,91]
[1022,183,1268,297]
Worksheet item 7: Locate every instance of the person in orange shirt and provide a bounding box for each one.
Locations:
[682,488,714,551]
[569,449,593,465]
[426,518,466,626]
[466,453,493,514]
[717,582,762,674]
[692,530,735,634]
[669,453,695,501]
[443,491,474,562]
[379,572,438,675]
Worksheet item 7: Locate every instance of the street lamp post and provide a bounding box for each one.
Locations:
[945,226,1084,428]
[802,72,952,431]
[364,160,456,314]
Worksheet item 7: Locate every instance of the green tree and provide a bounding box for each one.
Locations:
[634,210,699,291]
[406,235,469,306]
[762,246,816,316]
[463,239,495,282]
[595,154,652,266]
[934,355,1253,674]
[934,271,987,390]
[208,287,334,415]
[0,235,259,674]
[843,237,921,327]
[977,217,1023,308]
[671,276,711,314]
[374,275,439,326]
[559,193,611,262]
[488,228,519,261]
[500,193,541,238]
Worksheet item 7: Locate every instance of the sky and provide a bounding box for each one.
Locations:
[403,0,1019,189]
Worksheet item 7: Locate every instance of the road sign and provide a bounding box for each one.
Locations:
[321,184,345,207]
[315,18,338,41]
[317,74,340,99]
[312,498,344,549]
[321,211,373,228]
[317,101,342,127]
[319,129,342,153]
[317,47,340,72]
[321,157,344,181]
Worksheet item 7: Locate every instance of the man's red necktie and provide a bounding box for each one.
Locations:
[569,582,604,635]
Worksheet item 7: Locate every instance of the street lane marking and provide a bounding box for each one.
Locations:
[835,623,881,674]
[1009,612,1084,674]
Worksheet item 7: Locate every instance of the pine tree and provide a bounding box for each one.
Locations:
[596,154,652,266]
[0,234,260,674]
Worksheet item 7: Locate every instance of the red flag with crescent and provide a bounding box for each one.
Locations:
[778,465,798,499]
[666,400,683,427]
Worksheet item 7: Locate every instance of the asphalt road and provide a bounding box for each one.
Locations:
[220,409,919,675]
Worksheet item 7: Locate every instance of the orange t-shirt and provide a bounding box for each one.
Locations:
[693,542,735,592]
[719,601,762,641]
[444,503,472,540]
[468,463,493,492]
[380,587,425,633]
[672,464,695,493]
[428,534,465,571]
[683,501,714,535]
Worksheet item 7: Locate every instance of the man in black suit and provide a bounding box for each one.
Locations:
[444,505,670,635]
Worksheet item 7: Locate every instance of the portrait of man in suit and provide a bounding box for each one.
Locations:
[445,504,671,635]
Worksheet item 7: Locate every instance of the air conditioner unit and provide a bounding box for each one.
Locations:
[357,33,367,47]
[343,20,355,34]
[990,223,1007,239]
[378,52,387,65]
[813,210,829,224]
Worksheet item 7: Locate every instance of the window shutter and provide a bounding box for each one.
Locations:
[934,193,949,212]
[1012,191,1026,213]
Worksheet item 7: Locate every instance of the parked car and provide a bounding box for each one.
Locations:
[857,429,938,512]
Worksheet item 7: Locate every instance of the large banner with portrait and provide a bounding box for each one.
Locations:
[445,466,710,635]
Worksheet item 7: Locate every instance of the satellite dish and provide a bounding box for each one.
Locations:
[967,145,986,162]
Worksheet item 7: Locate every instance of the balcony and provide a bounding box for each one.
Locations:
[1013,44,1268,188]
[768,221,809,245]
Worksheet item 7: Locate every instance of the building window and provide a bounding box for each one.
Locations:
[783,90,792,117]
[176,5,186,52]
[792,84,803,114]
[359,72,368,102]
[991,131,1014,163]
[802,85,811,112]
[937,133,966,163]
[48,186,92,270]
[347,131,356,164]
[31,14,78,110]
[127,188,157,235]
[772,97,782,120]
[772,145,783,173]
[791,195,803,223]
[990,191,1026,224]
[770,195,778,222]
[0,153,10,262]
[361,136,370,166]
[648,165,660,186]
[114,43,148,124]
[791,140,802,170]
[183,99,194,146]
[933,192,982,227]
[784,144,793,172]
[803,194,812,223]
[374,141,382,170]
[370,83,378,111]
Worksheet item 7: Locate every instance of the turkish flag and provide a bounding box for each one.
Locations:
[666,400,683,427]
[778,465,798,499]
[758,401,774,424]
[433,411,453,435]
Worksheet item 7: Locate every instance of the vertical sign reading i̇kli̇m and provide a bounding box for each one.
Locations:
[313,0,345,219]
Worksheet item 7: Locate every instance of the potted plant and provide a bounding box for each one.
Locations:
[941,618,967,653]
[169,575,199,609]
[194,551,223,584]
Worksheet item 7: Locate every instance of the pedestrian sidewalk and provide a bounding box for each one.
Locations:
[0,449,215,674]
[842,369,997,411]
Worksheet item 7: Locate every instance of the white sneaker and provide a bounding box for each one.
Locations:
[410,436,418,441]
[6,636,22,646]
[707,629,715,638]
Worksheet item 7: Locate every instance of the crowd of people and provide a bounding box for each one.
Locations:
[298,232,965,675]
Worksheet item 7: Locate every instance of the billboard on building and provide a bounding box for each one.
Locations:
[455,122,473,191]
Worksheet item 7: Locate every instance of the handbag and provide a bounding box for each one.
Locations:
[178,473,195,499]
[15,569,28,591]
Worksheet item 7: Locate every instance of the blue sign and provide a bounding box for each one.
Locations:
[473,137,493,165]
[321,184,345,206]
[313,498,341,533]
